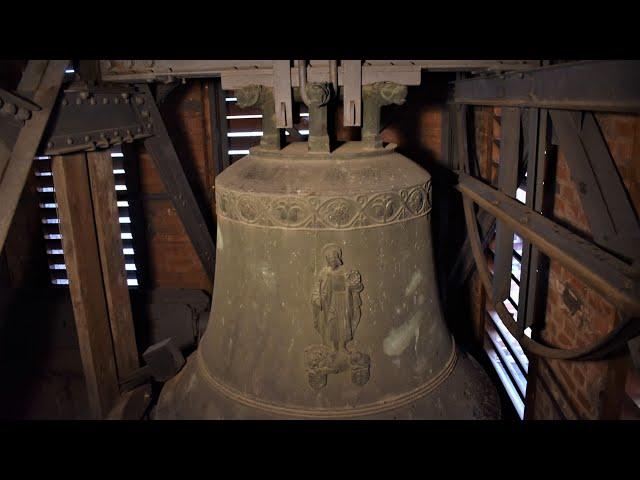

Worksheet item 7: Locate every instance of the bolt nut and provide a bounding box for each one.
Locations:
[66,138,73,145]
[84,135,91,142]
[102,97,109,105]
[121,92,130,100]
[79,91,90,100]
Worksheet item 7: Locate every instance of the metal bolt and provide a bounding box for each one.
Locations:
[89,97,96,105]
[66,138,73,145]
[16,108,31,121]
[102,98,109,105]
[47,141,54,148]
[76,98,83,105]
[135,96,145,105]
[84,135,91,142]
[113,131,119,137]
[121,92,130,100]
[2,103,17,115]
[79,91,90,100]
[147,123,153,130]
[141,110,149,118]
[136,126,142,133]
[114,97,120,104]
[61,99,69,106]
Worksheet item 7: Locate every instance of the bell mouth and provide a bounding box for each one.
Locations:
[248,140,398,161]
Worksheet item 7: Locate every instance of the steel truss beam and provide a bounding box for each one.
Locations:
[42,83,153,156]
[36,82,217,284]
[99,60,537,84]
[453,60,640,113]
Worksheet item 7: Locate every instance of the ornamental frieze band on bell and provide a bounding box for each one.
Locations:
[155,75,500,419]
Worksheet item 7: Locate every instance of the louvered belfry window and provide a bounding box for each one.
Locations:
[224,93,309,162]
[35,145,140,287]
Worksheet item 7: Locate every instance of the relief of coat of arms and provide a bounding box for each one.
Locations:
[305,244,370,390]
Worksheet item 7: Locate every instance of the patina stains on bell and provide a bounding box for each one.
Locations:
[155,141,500,419]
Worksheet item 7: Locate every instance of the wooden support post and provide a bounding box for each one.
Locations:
[0,60,68,252]
[87,150,139,380]
[550,110,640,262]
[492,107,521,303]
[52,153,120,419]
[139,84,217,283]
[209,77,230,174]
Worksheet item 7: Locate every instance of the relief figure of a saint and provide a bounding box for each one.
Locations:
[305,244,370,390]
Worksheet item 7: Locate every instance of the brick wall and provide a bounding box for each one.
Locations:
[528,113,640,419]
[467,106,639,419]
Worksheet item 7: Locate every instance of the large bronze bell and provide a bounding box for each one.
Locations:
[155,144,500,419]
[155,81,499,420]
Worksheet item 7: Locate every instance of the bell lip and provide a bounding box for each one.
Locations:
[248,141,398,160]
[155,344,501,420]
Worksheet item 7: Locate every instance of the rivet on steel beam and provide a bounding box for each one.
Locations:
[80,91,90,100]
[89,97,96,105]
[47,141,54,148]
[2,102,16,115]
[66,138,73,145]
[121,92,130,100]
[114,97,120,104]
[135,96,145,105]
[84,135,91,142]
[16,108,31,121]
[147,123,153,130]
[61,99,69,106]
[76,98,83,105]
[141,110,149,118]
[103,97,109,104]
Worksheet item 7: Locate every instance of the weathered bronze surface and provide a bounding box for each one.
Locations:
[155,141,500,419]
